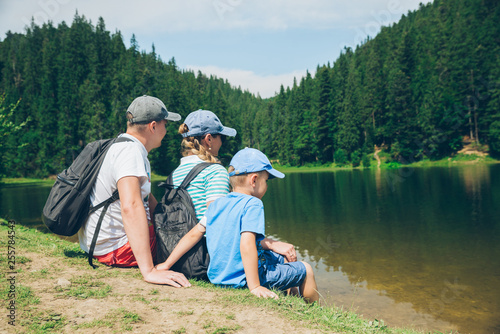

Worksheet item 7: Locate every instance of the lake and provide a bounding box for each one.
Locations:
[1,165,499,333]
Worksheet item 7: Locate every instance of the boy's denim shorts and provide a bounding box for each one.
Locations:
[258,250,307,291]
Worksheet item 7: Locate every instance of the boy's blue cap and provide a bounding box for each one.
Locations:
[229,148,285,179]
[182,109,237,138]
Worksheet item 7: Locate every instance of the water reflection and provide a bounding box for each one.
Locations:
[263,166,500,334]
[459,165,491,227]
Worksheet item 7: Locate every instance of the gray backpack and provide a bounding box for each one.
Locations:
[42,136,132,268]
[153,163,214,279]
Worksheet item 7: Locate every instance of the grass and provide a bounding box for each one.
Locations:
[19,310,66,332]
[176,310,195,316]
[133,295,152,304]
[0,174,165,186]
[198,318,241,334]
[0,177,55,187]
[150,172,167,182]
[186,280,431,334]
[378,153,498,168]
[62,282,113,299]
[3,282,67,332]
[0,219,448,333]
[28,267,52,280]
[209,325,242,334]
[73,307,143,331]
[13,284,41,308]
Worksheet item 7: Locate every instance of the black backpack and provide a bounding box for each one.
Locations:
[42,136,132,268]
[154,162,214,279]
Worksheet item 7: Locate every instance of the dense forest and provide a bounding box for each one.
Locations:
[1,0,499,178]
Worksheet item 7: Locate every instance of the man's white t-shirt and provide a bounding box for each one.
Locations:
[78,133,151,256]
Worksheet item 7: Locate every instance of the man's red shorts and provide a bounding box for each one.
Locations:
[94,224,156,267]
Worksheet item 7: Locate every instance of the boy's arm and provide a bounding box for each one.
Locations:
[260,237,297,262]
[156,223,206,271]
[240,232,278,299]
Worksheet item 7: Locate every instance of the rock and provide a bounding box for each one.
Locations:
[56,278,71,288]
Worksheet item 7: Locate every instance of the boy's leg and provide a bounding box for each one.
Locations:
[260,251,319,303]
[299,261,319,303]
[259,251,307,293]
[282,257,300,297]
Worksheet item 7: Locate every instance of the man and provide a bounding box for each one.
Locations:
[78,95,190,287]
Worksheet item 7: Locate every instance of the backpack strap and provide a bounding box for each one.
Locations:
[165,162,215,203]
[181,162,215,188]
[87,190,120,268]
[87,135,133,269]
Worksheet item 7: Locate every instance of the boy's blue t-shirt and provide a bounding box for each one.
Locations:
[205,192,265,288]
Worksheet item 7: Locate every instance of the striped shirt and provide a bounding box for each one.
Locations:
[171,155,230,220]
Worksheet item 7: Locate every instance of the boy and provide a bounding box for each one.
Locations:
[158,148,318,303]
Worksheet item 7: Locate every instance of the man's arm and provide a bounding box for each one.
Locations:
[117,176,190,287]
[260,237,297,262]
[156,223,206,271]
[240,232,278,299]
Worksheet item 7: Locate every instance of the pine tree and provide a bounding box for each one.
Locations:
[316,65,333,163]
[336,52,361,157]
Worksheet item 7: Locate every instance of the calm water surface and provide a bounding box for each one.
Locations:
[1,165,499,333]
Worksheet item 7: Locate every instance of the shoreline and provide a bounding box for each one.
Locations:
[1,154,497,186]
[0,219,432,333]
[274,154,499,174]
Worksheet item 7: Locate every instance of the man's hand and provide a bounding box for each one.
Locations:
[143,268,191,288]
[250,286,279,299]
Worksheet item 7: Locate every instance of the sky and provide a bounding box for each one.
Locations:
[0,0,428,98]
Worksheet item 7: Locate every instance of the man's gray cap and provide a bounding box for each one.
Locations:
[127,95,181,123]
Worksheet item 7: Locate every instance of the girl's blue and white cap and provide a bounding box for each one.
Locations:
[229,147,285,179]
[182,109,237,138]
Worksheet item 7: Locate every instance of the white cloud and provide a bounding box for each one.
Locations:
[186,65,307,99]
[0,0,428,36]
